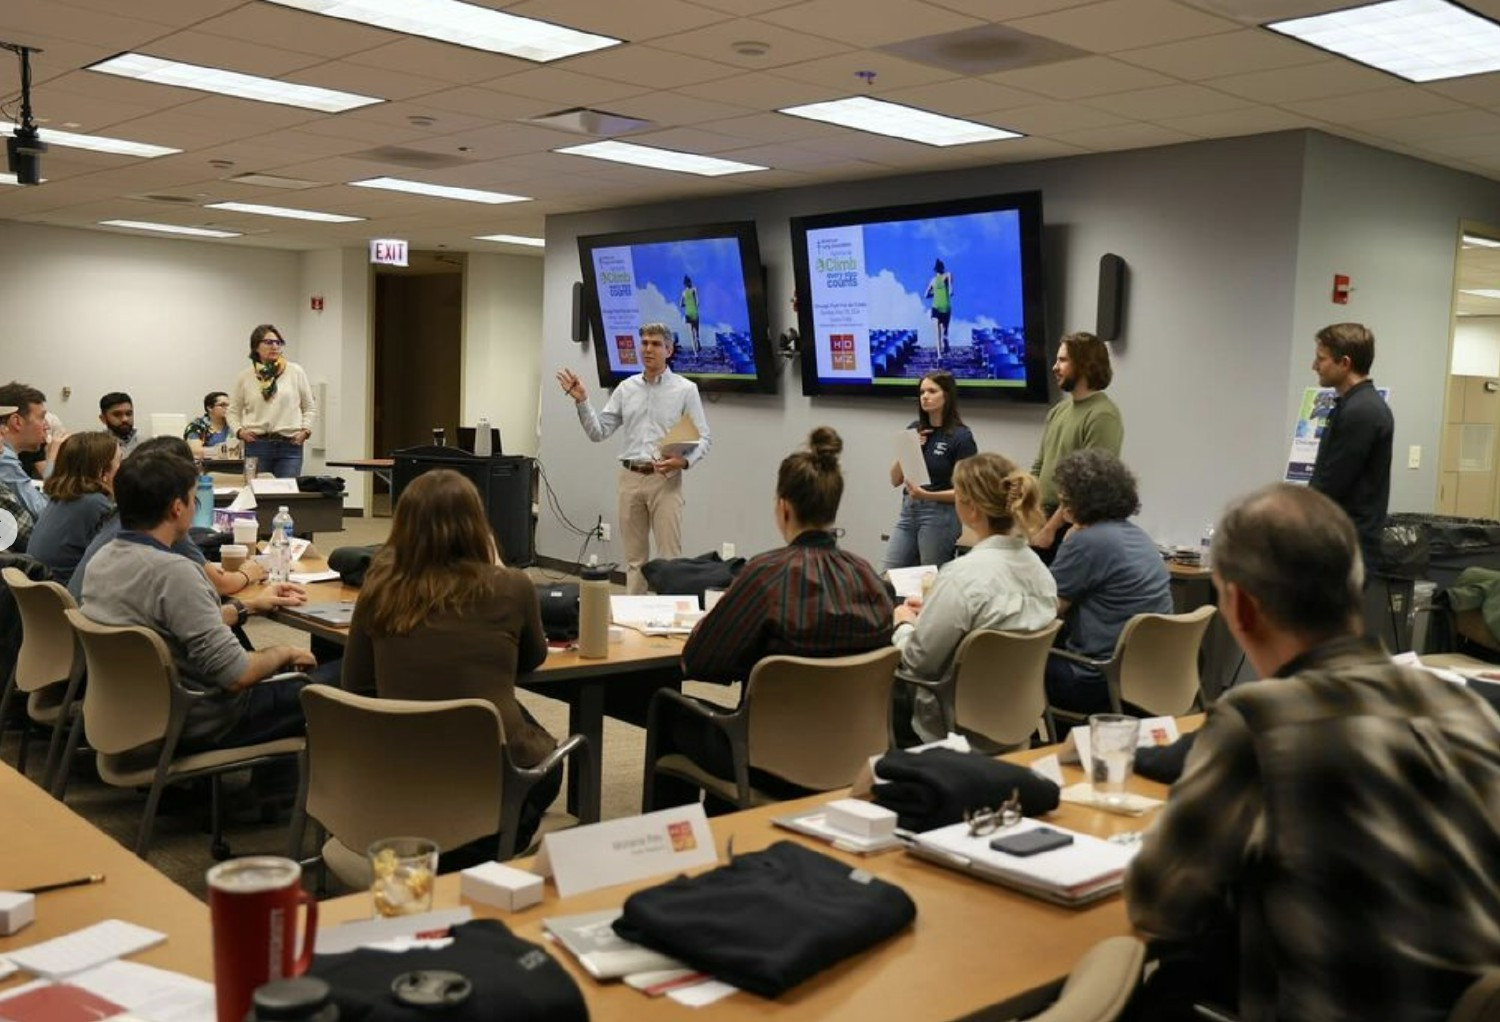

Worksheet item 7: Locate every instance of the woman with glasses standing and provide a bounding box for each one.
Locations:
[227,324,316,478]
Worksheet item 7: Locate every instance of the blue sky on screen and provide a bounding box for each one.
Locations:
[860,209,1024,335]
[628,237,751,341]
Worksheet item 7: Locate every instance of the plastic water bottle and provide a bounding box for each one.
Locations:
[1200,522,1215,570]
[474,416,492,457]
[193,474,214,530]
[268,505,294,583]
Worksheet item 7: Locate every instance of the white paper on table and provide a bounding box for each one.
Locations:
[289,570,341,585]
[667,979,738,1007]
[609,595,698,629]
[315,908,472,955]
[886,565,938,600]
[65,959,215,1022]
[0,958,15,981]
[5,920,166,978]
[1030,753,1064,787]
[226,487,257,511]
[894,430,930,488]
[287,536,311,563]
[250,478,299,496]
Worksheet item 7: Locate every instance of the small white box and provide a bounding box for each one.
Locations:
[607,626,624,645]
[459,862,543,913]
[0,891,35,936]
[823,799,897,840]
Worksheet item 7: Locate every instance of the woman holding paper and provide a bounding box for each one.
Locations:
[882,371,977,573]
[341,469,558,857]
[892,451,1057,743]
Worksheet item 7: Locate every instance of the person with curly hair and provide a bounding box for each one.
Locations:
[1046,448,1171,715]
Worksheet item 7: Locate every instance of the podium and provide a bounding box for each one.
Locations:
[391,446,535,566]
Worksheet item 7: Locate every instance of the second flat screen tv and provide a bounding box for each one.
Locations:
[577,222,776,394]
[791,190,1049,402]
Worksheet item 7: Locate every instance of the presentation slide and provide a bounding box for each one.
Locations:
[804,209,1028,387]
[590,237,757,379]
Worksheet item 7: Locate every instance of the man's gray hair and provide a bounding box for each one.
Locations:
[638,323,673,345]
[1210,483,1364,639]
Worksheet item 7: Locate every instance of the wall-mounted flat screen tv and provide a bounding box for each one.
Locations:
[790,190,1048,402]
[577,221,776,394]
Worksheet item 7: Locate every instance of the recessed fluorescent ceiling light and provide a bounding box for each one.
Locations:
[1461,288,1500,299]
[1266,0,1500,83]
[206,201,364,223]
[555,141,766,177]
[778,96,1022,147]
[1463,234,1500,248]
[100,219,241,238]
[2,122,178,158]
[87,53,381,112]
[263,0,620,63]
[349,177,529,204]
[475,234,545,247]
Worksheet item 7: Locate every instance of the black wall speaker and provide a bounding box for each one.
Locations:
[570,281,589,344]
[1097,253,1126,342]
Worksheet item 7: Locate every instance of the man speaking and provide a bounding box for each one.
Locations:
[557,323,712,594]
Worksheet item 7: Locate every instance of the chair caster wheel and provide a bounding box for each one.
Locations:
[211,841,233,861]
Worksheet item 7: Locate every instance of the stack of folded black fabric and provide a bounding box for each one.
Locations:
[871,748,1060,832]
[613,841,916,997]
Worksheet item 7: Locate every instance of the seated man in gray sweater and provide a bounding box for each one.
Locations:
[81,451,320,752]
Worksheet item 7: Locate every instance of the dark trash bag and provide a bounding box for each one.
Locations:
[871,747,1060,833]
[613,841,916,998]
[329,545,381,587]
[308,919,587,1022]
[642,551,746,601]
[297,475,347,496]
[1383,512,1500,581]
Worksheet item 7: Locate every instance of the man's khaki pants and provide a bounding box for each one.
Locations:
[618,467,683,594]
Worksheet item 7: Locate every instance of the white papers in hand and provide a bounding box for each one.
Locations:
[886,565,938,600]
[894,430,930,488]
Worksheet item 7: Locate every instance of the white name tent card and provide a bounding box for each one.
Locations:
[609,595,700,635]
[535,805,716,898]
[1060,716,1180,774]
[250,478,299,496]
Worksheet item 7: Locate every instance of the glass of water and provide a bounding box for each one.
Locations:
[1088,714,1140,807]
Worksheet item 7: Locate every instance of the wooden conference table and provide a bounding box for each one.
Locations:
[257,561,684,825]
[1,740,1170,1020]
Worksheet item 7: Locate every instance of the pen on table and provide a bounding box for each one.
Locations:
[20,873,105,895]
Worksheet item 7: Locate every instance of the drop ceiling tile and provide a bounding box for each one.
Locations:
[933,134,1091,164]
[687,0,805,14]
[1209,59,1392,104]
[289,61,452,102]
[1157,106,1320,139]
[879,78,1045,115]
[191,5,397,59]
[165,96,333,131]
[507,0,730,41]
[58,0,239,24]
[791,131,943,162]
[985,57,1177,100]
[562,45,742,89]
[1086,83,1255,119]
[43,68,205,113]
[759,0,983,48]
[931,0,1098,16]
[712,141,859,168]
[1355,108,1500,144]
[1114,28,1327,80]
[28,89,165,135]
[1282,87,1465,123]
[637,17,851,69]
[685,71,843,108]
[774,51,961,90]
[608,91,757,127]
[620,125,757,153]
[484,67,655,106]
[707,111,843,143]
[1051,121,1198,151]
[1006,0,1238,54]
[1415,132,1500,160]
[416,86,561,121]
[344,39,535,85]
[1425,74,1500,109]
[142,32,327,76]
[401,122,580,159]
[983,101,1125,135]
[0,34,118,83]
[1,0,178,48]
[100,109,286,150]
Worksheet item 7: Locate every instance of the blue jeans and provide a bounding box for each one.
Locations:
[245,437,304,479]
[882,496,961,573]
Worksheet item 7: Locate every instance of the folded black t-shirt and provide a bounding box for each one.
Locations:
[614,841,916,998]
[871,748,1060,832]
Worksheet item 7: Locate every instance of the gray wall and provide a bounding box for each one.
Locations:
[538,131,1310,566]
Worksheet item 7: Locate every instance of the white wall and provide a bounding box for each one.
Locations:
[538,131,1309,568]
[1453,318,1500,378]
[296,247,371,510]
[1289,132,1500,513]
[462,252,545,456]
[0,221,299,441]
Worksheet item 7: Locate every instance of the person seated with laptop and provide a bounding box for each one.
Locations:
[651,427,894,809]
[340,468,558,856]
[1045,449,1173,715]
[80,451,323,754]
[893,452,1058,743]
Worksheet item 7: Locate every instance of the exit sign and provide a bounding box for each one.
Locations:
[370,238,408,266]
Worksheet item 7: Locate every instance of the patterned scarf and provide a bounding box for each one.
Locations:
[253,356,285,401]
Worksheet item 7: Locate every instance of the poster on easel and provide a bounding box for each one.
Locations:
[1284,385,1391,484]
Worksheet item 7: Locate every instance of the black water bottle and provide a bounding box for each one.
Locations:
[245,977,338,1022]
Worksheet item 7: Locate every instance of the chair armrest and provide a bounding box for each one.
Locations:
[500,733,596,850]
[1048,648,1109,670]
[508,733,588,785]
[893,668,945,692]
[649,686,743,735]
[263,671,314,686]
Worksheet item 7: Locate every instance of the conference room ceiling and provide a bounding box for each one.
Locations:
[8,0,1500,253]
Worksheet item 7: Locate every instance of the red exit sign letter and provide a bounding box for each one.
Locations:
[370,238,409,267]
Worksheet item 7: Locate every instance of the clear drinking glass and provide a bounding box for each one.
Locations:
[1088,714,1140,807]
[367,837,438,918]
[243,456,259,484]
